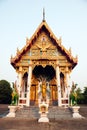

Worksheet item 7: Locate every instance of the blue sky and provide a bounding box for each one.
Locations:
[0,0,87,89]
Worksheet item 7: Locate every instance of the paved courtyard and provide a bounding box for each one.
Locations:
[0,105,87,130]
[0,118,87,130]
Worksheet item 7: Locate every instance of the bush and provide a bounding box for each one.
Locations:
[0,80,12,104]
[83,87,87,104]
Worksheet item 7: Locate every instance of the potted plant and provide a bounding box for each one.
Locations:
[7,86,19,117]
[11,88,19,105]
[70,91,77,106]
[69,82,83,118]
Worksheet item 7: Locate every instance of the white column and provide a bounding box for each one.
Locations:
[65,68,69,97]
[16,75,19,93]
[18,67,22,97]
[68,74,71,96]
[56,61,61,106]
[65,67,70,105]
[21,87,24,98]
[26,62,32,106]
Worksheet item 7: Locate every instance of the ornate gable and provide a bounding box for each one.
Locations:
[10,20,78,69]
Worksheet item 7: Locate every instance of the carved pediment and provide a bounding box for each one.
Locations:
[28,32,58,58]
[11,20,77,69]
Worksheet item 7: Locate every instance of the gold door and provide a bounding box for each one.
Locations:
[30,85,36,105]
[51,85,58,105]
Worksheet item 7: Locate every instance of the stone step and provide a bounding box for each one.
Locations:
[48,106,72,120]
[15,106,72,120]
[16,106,39,119]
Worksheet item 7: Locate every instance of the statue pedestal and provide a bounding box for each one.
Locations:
[38,113,49,122]
[72,106,84,118]
[6,105,18,117]
[38,101,49,123]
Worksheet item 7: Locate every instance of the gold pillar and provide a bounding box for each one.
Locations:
[35,85,38,105]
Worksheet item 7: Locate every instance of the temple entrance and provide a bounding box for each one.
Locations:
[31,65,57,105]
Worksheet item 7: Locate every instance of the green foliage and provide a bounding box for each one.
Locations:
[70,92,77,105]
[75,86,87,104]
[83,87,87,104]
[76,88,84,104]
[11,87,19,105]
[70,82,78,106]
[0,80,12,104]
[70,84,87,105]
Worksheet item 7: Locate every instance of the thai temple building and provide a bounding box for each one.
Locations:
[10,13,77,107]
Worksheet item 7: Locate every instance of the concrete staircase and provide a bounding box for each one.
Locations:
[48,106,72,120]
[16,106,39,119]
[15,106,72,120]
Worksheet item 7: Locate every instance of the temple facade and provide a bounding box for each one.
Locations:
[10,19,77,107]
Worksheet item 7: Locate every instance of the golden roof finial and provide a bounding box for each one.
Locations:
[26,37,29,44]
[43,8,45,22]
[76,55,78,60]
[16,47,19,55]
[69,47,72,54]
[11,54,13,59]
[59,37,62,44]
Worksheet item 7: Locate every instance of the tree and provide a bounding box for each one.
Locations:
[76,87,84,104]
[0,80,12,104]
[83,87,87,104]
